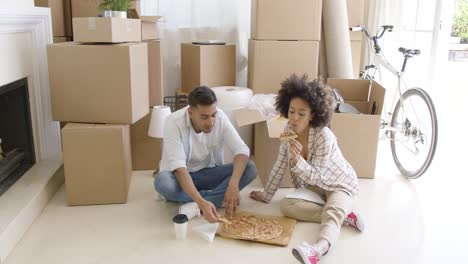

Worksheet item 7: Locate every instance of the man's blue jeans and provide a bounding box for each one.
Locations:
[154,160,257,207]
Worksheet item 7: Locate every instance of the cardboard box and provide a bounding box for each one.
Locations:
[248,40,319,94]
[130,112,162,170]
[181,43,236,93]
[72,17,141,43]
[147,40,164,106]
[141,16,163,40]
[234,109,294,187]
[47,42,149,124]
[348,0,365,40]
[351,40,362,78]
[251,0,322,40]
[35,0,66,36]
[64,0,73,36]
[53,36,72,43]
[71,0,140,18]
[62,123,132,205]
[327,78,386,179]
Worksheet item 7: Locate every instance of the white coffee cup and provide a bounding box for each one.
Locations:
[173,214,188,239]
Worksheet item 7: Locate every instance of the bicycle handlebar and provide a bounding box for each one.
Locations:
[349,25,394,54]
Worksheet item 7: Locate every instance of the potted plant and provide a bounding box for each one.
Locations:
[99,0,134,18]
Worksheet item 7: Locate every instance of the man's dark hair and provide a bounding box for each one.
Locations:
[188,86,217,107]
[275,74,336,128]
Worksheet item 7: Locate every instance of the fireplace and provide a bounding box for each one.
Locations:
[0,78,36,196]
[0,6,65,263]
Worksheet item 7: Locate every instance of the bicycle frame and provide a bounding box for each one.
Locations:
[363,39,413,136]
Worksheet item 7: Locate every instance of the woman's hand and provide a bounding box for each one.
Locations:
[249,191,266,203]
[289,138,303,167]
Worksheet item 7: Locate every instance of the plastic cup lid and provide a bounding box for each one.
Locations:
[173,214,188,224]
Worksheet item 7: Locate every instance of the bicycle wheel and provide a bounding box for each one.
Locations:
[390,88,438,179]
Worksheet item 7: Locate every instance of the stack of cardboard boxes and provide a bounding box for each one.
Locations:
[247,0,322,186]
[236,0,385,185]
[348,0,365,78]
[35,0,73,43]
[47,10,164,205]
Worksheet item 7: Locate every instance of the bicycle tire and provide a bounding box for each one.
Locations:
[390,88,438,179]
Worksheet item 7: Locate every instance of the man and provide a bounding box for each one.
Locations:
[154,86,257,223]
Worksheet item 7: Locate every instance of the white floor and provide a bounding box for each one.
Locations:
[4,62,468,264]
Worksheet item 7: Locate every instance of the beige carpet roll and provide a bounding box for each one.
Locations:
[323,0,354,78]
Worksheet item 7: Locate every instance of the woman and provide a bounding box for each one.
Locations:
[250,75,364,264]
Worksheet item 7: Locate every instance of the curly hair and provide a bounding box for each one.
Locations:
[275,74,336,128]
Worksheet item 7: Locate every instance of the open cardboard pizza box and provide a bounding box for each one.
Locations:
[216,211,296,247]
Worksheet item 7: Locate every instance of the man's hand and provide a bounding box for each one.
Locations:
[289,138,303,167]
[198,200,219,223]
[223,183,240,219]
[249,191,266,203]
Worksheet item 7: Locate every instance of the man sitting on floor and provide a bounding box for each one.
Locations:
[154,86,257,223]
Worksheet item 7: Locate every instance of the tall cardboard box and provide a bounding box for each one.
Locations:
[62,123,132,205]
[35,0,66,36]
[130,112,162,170]
[327,79,386,179]
[47,42,149,124]
[248,40,319,94]
[251,0,322,40]
[71,0,140,18]
[72,17,141,43]
[351,40,362,78]
[348,0,365,40]
[181,43,236,93]
[147,40,164,106]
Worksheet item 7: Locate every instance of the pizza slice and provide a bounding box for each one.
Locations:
[279,130,298,141]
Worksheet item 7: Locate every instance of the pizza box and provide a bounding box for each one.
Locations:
[216,211,296,247]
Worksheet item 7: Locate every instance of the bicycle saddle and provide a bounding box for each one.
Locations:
[398,47,421,56]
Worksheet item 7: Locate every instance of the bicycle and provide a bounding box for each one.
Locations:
[349,25,438,179]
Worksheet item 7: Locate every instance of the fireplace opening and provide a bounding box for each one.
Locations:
[0,78,36,196]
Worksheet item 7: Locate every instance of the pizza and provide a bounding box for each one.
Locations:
[222,215,283,241]
[279,130,298,141]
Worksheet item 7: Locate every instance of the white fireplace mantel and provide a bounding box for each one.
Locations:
[0,6,61,161]
[0,7,64,263]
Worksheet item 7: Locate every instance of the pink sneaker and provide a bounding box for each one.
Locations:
[343,211,365,232]
[292,242,319,264]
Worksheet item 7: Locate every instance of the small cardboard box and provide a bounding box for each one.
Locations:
[181,43,236,93]
[327,78,386,179]
[71,0,140,18]
[62,123,132,205]
[130,112,162,171]
[141,16,162,40]
[127,10,164,40]
[248,40,319,94]
[234,109,294,187]
[147,40,164,106]
[35,0,66,37]
[251,0,322,40]
[72,17,141,43]
[47,42,149,124]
